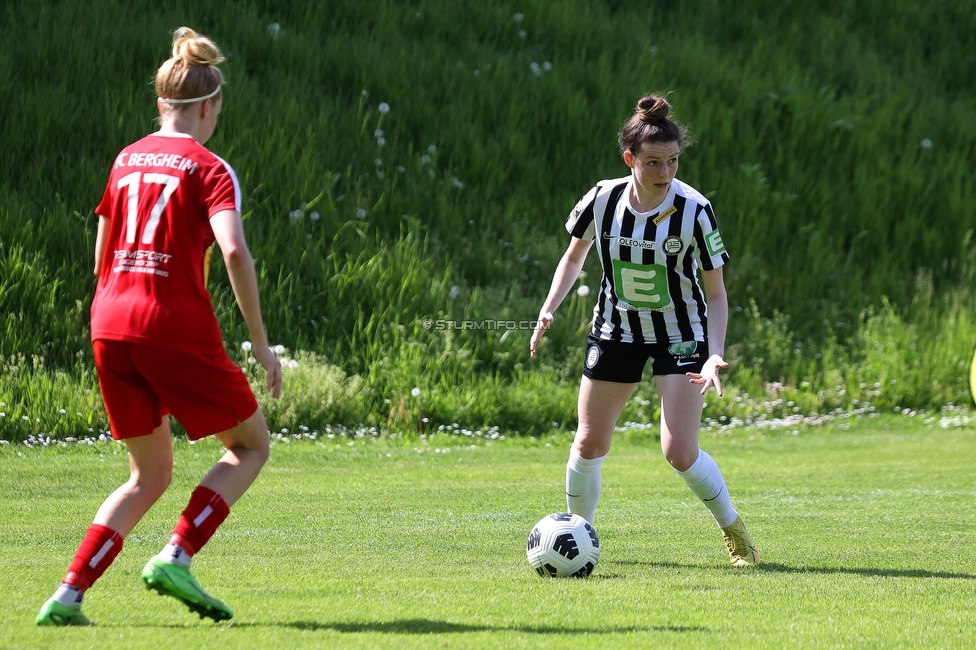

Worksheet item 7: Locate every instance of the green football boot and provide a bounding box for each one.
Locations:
[35,598,92,626]
[721,515,760,568]
[141,556,233,622]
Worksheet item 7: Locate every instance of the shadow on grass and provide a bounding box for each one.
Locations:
[614,559,976,580]
[272,619,707,634]
[756,562,976,580]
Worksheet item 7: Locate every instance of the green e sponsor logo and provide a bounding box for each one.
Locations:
[668,341,699,357]
[705,230,725,257]
[612,260,671,310]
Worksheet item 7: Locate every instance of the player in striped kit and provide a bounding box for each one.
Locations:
[530,94,758,567]
[36,27,282,626]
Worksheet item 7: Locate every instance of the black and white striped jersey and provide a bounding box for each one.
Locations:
[565,176,729,344]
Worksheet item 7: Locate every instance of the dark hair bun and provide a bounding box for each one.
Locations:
[636,95,670,123]
[618,91,690,154]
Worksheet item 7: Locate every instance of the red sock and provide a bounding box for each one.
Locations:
[169,486,230,556]
[63,524,124,592]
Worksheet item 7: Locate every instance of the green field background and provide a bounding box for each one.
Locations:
[1,0,974,441]
[5,417,976,647]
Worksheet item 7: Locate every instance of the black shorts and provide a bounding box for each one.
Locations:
[581,334,708,383]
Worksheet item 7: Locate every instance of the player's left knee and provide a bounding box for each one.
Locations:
[251,439,270,465]
[133,466,172,499]
[663,446,698,472]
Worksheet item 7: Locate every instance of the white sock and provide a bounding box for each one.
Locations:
[159,543,192,566]
[53,583,84,606]
[566,449,606,525]
[676,449,738,528]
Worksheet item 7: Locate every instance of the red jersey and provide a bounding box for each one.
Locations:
[92,132,241,352]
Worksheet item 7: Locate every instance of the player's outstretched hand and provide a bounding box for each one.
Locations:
[529,311,554,358]
[686,354,729,396]
[252,344,283,398]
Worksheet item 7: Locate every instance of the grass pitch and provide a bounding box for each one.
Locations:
[3,416,975,648]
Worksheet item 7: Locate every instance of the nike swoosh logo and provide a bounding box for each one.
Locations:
[703,486,726,502]
[676,360,696,366]
[566,493,581,498]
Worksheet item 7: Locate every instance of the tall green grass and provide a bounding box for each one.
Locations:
[1,0,973,441]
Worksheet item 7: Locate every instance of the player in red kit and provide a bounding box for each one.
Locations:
[36,27,282,626]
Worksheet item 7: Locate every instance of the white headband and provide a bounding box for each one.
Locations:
[159,86,221,104]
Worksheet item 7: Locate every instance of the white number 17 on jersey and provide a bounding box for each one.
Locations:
[117,172,181,245]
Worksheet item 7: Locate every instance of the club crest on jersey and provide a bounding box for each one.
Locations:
[652,205,677,226]
[668,341,699,358]
[585,345,601,369]
[662,235,683,255]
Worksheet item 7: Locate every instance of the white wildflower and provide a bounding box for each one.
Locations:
[378,102,390,114]
[411,387,422,397]
[241,341,252,351]
[576,285,591,297]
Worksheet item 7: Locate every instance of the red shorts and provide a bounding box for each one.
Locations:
[93,340,259,440]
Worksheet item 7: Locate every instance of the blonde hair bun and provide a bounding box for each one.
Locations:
[171,27,225,66]
[155,27,225,104]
